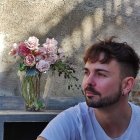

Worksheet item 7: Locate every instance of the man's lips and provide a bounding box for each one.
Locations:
[85,91,97,97]
[84,86,101,97]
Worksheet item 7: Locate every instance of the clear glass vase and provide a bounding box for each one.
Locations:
[21,73,46,111]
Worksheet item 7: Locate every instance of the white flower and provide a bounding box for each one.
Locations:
[25,36,40,50]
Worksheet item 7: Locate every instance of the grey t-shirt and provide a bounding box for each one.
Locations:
[39,102,140,140]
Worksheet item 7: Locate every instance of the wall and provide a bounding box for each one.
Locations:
[0,0,140,103]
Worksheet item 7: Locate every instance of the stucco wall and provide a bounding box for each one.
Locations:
[0,0,140,102]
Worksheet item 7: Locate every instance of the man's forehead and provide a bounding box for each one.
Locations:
[85,59,120,70]
[85,60,108,68]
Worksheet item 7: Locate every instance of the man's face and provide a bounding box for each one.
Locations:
[82,58,123,108]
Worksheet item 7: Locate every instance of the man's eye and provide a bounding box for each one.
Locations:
[83,70,89,75]
[97,73,106,77]
[84,71,88,74]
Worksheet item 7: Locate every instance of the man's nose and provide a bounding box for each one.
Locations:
[86,74,96,86]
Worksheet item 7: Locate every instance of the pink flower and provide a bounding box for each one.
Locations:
[9,43,18,56]
[47,54,58,64]
[35,47,48,61]
[18,42,31,57]
[8,37,66,74]
[43,38,58,54]
[38,47,47,55]
[24,54,36,66]
[36,60,50,72]
[45,38,58,46]
[35,54,44,62]
[25,36,39,50]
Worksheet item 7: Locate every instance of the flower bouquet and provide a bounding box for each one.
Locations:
[9,36,79,111]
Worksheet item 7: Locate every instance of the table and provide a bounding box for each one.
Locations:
[0,110,61,140]
[0,96,84,139]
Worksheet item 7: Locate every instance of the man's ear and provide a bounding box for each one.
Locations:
[122,77,136,95]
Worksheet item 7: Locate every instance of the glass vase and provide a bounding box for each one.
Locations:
[21,73,46,111]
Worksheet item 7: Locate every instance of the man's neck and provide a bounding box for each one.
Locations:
[94,101,132,138]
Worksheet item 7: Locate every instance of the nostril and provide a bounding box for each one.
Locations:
[88,83,93,87]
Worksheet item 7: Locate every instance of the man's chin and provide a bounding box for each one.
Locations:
[85,99,96,108]
[85,99,105,108]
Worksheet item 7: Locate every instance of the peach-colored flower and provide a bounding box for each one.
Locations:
[36,60,50,72]
[9,43,18,56]
[25,36,39,50]
[24,54,36,66]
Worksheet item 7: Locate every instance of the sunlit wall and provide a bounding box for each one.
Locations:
[0,0,140,101]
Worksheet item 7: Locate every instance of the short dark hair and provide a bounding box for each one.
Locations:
[83,36,140,78]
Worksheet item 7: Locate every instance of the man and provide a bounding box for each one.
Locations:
[37,36,140,140]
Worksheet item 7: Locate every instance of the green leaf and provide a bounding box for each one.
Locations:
[19,63,26,71]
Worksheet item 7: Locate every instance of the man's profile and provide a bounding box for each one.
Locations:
[36,36,140,140]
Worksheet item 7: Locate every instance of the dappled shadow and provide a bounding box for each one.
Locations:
[1,0,140,97]
[0,70,21,96]
[29,0,140,58]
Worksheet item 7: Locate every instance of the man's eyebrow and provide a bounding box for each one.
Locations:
[95,68,110,73]
[83,67,88,71]
[83,67,110,74]
[83,67,109,72]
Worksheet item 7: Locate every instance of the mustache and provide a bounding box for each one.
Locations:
[84,86,101,96]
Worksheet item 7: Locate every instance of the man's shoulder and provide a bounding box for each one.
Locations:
[130,102,140,117]
[65,102,88,114]
[61,102,91,126]
[61,102,89,120]
[130,102,140,110]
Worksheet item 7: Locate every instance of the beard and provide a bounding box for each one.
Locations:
[84,85,122,108]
